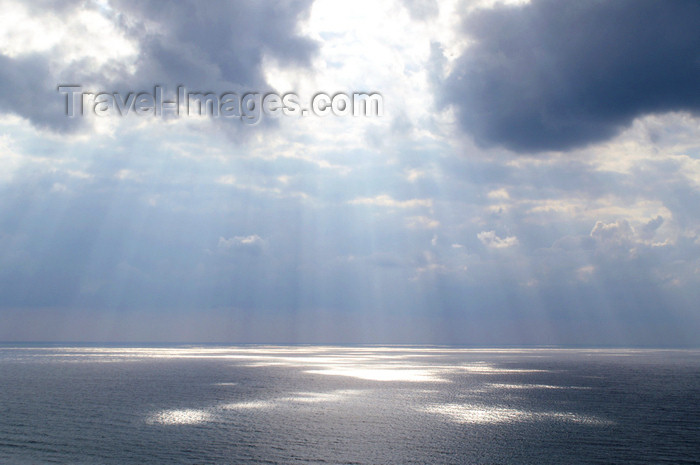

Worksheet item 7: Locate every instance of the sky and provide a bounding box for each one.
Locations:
[0,0,699,345]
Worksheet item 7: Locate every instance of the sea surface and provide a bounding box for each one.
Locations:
[0,345,698,464]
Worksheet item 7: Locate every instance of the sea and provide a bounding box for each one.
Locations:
[0,345,698,464]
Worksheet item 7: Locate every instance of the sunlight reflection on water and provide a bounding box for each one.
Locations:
[147,409,212,425]
[2,346,698,464]
[423,404,613,425]
[305,367,446,382]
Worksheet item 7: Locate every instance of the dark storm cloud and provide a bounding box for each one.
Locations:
[0,54,78,131]
[109,0,317,87]
[0,0,316,130]
[442,0,700,153]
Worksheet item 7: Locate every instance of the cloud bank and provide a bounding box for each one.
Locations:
[442,0,700,152]
[0,0,317,131]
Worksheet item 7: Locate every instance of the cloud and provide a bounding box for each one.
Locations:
[218,234,266,251]
[349,194,433,208]
[402,0,439,20]
[2,0,700,346]
[109,0,317,87]
[0,0,317,131]
[406,215,440,229]
[590,220,634,245]
[588,216,672,261]
[639,215,664,241]
[477,230,519,249]
[441,0,700,152]
[0,53,79,131]
[487,188,509,200]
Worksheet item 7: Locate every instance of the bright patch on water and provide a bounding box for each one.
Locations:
[487,383,579,390]
[458,363,548,374]
[424,403,613,425]
[305,367,446,382]
[221,400,275,410]
[1,346,697,464]
[147,409,212,425]
[281,390,361,403]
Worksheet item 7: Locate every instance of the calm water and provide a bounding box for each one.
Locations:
[0,345,698,464]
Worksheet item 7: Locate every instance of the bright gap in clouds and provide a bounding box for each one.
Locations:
[0,1,136,65]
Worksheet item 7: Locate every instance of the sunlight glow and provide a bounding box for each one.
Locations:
[221,401,274,410]
[147,409,212,425]
[305,367,445,382]
[424,404,612,425]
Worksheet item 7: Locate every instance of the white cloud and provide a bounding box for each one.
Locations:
[405,168,426,182]
[590,217,674,250]
[216,175,236,185]
[50,182,68,193]
[576,265,595,281]
[218,235,266,250]
[114,169,141,181]
[590,220,634,245]
[349,194,433,208]
[477,230,519,249]
[406,215,440,229]
[487,188,510,200]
